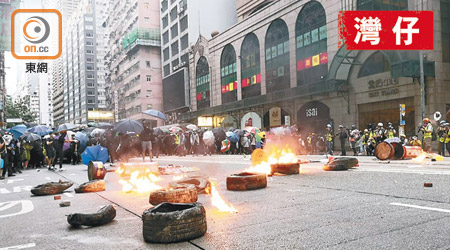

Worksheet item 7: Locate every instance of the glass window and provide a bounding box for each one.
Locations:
[171,41,179,56]
[170,6,177,22]
[265,19,290,93]
[163,31,169,45]
[358,52,391,78]
[196,56,210,110]
[171,23,178,38]
[357,0,408,10]
[296,35,303,48]
[163,47,169,61]
[303,32,311,46]
[180,16,188,32]
[180,34,188,50]
[162,15,168,29]
[311,29,319,43]
[319,25,327,40]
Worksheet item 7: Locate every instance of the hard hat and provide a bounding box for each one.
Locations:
[423,118,430,122]
[387,122,392,126]
[364,129,368,133]
[440,120,446,125]
[377,123,383,127]
[326,124,331,128]
[400,134,406,138]
[351,125,356,129]
[339,125,344,128]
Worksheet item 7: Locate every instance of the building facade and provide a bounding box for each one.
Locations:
[62,0,108,124]
[105,0,162,126]
[183,0,450,144]
[159,0,237,123]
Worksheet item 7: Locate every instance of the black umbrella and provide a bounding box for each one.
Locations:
[98,122,113,129]
[234,129,244,136]
[212,128,226,141]
[228,127,236,132]
[57,123,76,132]
[113,119,144,134]
[19,132,41,142]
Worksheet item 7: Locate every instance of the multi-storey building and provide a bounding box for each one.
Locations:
[62,0,108,124]
[105,0,162,126]
[159,0,237,123]
[24,72,52,125]
[182,0,450,148]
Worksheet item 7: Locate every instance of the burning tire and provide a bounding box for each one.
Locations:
[270,163,300,175]
[67,204,116,227]
[31,180,74,196]
[323,157,358,171]
[142,202,207,243]
[226,172,267,191]
[149,186,198,205]
[75,180,106,193]
[169,176,210,194]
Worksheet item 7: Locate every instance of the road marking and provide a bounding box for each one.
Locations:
[0,200,34,218]
[390,202,450,213]
[64,193,74,197]
[0,243,36,250]
[13,186,32,193]
[45,177,51,180]
[0,188,11,194]
[69,174,77,176]
[7,179,24,184]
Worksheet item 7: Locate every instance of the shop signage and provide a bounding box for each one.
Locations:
[368,77,400,98]
[198,116,213,127]
[269,107,281,127]
[87,111,114,120]
[297,101,330,121]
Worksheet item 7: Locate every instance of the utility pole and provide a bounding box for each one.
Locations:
[419,50,425,121]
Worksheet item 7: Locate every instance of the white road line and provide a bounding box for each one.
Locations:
[390,202,450,213]
[0,243,36,250]
[69,174,77,176]
[7,179,24,184]
[63,193,74,197]
[45,177,51,180]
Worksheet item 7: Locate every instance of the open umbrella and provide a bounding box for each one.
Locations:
[143,109,167,120]
[90,128,106,137]
[170,126,183,133]
[81,145,109,165]
[212,128,226,142]
[57,123,76,132]
[186,124,198,131]
[19,132,41,142]
[221,139,231,152]
[28,125,53,136]
[98,122,113,129]
[114,119,144,134]
[63,131,76,151]
[10,124,28,139]
[153,128,164,136]
[226,131,239,143]
[234,129,244,136]
[245,126,260,134]
[75,132,89,153]
[83,127,96,134]
[87,122,99,127]
[202,131,215,146]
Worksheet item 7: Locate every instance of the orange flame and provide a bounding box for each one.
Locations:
[412,151,428,162]
[118,170,162,193]
[205,180,237,213]
[245,146,298,175]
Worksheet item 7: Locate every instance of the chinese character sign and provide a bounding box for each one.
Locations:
[339,11,433,50]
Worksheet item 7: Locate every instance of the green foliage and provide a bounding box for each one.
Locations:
[5,95,36,127]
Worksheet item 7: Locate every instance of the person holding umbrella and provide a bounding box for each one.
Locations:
[1,132,14,179]
[140,125,154,162]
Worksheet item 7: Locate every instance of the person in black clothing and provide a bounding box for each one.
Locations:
[53,131,66,171]
[13,138,22,173]
[69,134,79,165]
[337,125,348,156]
[45,134,56,170]
[0,134,14,179]
[140,126,154,162]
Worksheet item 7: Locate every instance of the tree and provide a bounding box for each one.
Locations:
[5,95,36,127]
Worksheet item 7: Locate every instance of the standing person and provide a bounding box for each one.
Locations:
[307,133,313,154]
[384,122,396,139]
[420,118,433,153]
[440,122,450,156]
[325,124,334,155]
[68,134,77,165]
[337,125,348,156]
[361,129,370,155]
[409,136,422,147]
[44,134,56,170]
[374,123,385,143]
[53,131,67,171]
[349,125,360,156]
[140,126,154,162]
[13,138,22,173]
[400,134,408,146]
[190,130,200,156]
[0,133,14,179]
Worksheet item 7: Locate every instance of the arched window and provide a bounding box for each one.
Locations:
[296,1,328,86]
[357,0,407,10]
[196,56,210,110]
[265,18,290,93]
[358,52,391,78]
[220,44,237,104]
[240,33,261,99]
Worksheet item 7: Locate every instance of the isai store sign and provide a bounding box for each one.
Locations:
[368,78,399,98]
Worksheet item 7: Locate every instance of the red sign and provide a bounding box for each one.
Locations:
[338,11,433,50]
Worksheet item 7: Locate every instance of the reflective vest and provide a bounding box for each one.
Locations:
[307,137,312,144]
[424,123,433,139]
[439,128,445,143]
[445,130,450,144]
[326,132,333,142]
[387,129,395,139]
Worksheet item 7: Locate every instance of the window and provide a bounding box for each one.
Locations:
[144,17,149,23]
[180,16,188,32]
[357,0,408,10]
[86,49,94,54]
[87,99,94,104]
[265,19,290,93]
[164,64,171,76]
[161,0,168,12]
[172,58,179,69]
[146,75,152,81]
[441,0,450,62]
[163,31,169,45]
[241,33,261,99]
[181,53,189,65]
[163,47,169,61]
[296,1,328,86]
[196,56,210,110]
[144,2,149,9]
[171,23,178,38]
[358,52,391,78]
[162,15,168,29]
[146,90,152,97]
[220,44,237,104]
[171,41,179,56]
[180,34,188,50]
[86,41,93,46]
[146,61,151,67]
[170,6,177,22]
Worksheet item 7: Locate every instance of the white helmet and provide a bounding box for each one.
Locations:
[378,122,383,127]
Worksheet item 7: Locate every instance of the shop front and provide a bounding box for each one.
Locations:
[296,101,331,136]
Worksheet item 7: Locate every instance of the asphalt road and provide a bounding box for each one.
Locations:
[1,154,450,249]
